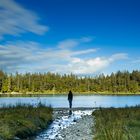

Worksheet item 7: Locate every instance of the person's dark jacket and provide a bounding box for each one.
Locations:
[68,91,73,101]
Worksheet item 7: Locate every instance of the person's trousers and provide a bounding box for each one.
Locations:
[69,100,72,108]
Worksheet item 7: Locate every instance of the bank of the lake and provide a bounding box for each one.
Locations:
[1,91,140,97]
[0,104,52,140]
[93,107,140,140]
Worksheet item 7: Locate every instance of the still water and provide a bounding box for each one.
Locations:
[0,95,140,108]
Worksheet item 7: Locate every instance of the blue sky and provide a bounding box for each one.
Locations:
[0,0,140,75]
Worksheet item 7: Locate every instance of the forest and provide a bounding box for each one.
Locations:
[0,70,140,94]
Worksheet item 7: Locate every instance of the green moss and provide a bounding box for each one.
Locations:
[0,104,52,140]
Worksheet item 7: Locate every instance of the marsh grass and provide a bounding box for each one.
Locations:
[0,103,53,140]
[93,107,140,140]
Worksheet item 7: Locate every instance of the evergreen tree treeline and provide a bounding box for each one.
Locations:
[0,70,140,94]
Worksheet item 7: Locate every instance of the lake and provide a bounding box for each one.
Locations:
[0,94,140,108]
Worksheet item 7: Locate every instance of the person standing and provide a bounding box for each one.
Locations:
[68,90,73,109]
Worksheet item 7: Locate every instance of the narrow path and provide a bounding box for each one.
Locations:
[35,109,94,140]
[58,114,93,140]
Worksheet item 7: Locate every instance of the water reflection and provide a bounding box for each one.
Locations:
[69,110,72,116]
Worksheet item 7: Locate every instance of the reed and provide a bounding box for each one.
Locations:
[93,107,140,140]
[0,103,53,140]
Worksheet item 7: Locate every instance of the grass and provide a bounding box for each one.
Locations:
[92,107,140,140]
[0,103,53,140]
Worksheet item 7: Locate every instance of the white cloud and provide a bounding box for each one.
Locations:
[0,37,95,73]
[72,49,97,56]
[57,37,93,49]
[0,37,128,75]
[0,0,48,39]
[66,54,128,74]
[108,53,128,62]
[58,39,79,49]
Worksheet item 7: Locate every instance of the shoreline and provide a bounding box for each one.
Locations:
[0,92,140,97]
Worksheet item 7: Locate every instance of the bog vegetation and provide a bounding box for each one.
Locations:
[0,70,140,94]
[93,107,140,140]
[0,104,52,140]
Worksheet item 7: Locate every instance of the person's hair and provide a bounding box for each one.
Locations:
[69,90,72,93]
